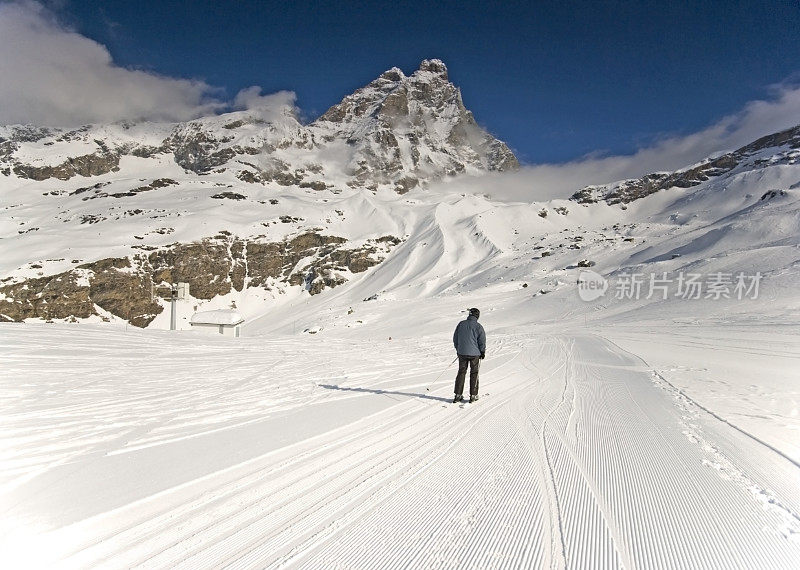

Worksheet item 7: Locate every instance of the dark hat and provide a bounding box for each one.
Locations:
[468,307,480,319]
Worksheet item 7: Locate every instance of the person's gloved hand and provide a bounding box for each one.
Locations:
[480,352,485,359]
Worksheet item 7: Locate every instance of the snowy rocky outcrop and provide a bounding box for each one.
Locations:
[0,232,400,326]
[571,125,800,205]
[0,59,518,192]
[311,59,519,192]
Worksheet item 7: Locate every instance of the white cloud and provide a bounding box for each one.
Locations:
[0,1,223,125]
[233,87,296,111]
[0,1,294,127]
[231,87,298,121]
[480,81,800,201]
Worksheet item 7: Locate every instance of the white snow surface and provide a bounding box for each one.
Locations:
[2,145,800,568]
[190,310,245,326]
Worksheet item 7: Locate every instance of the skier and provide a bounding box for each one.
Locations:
[452,307,486,403]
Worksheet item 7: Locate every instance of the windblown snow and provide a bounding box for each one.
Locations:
[1,113,800,567]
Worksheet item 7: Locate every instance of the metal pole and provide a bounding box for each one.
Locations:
[424,356,459,392]
[170,283,177,331]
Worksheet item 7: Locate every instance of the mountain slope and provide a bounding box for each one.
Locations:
[571,125,800,205]
[1,80,798,331]
[0,60,517,195]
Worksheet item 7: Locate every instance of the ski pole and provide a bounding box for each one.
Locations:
[425,356,459,392]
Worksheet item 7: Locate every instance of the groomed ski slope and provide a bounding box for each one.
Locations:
[2,323,799,569]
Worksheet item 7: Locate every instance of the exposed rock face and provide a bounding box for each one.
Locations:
[572,125,800,205]
[0,233,401,327]
[0,257,161,327]
[0,272,96,322]
[83,257,162,328]
[169,126,239,174]
[12,151,120,181]
[3,125,55,143]
[1,59,518,192]
[149,241,235,299]
[313,59,519,192]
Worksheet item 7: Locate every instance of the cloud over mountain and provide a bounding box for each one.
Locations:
[231,88,298,120]
[0,1,293,126]
[504,80,800,200]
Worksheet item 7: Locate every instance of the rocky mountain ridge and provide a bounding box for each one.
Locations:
[312,59,519,192]
[0,59,518,194]
[571,125,800,205]
[0,59,521,327]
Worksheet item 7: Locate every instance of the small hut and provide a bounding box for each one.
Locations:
[190,310,244,337]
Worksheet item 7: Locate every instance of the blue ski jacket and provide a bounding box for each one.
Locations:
[453,315,486,357]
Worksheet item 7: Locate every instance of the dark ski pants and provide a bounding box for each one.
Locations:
[454,354,481,397]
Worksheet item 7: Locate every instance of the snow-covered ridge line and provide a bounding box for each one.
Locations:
[0,59,518,194]
[572,124,800,205]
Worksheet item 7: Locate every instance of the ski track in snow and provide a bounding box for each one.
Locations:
[2,327,800,569]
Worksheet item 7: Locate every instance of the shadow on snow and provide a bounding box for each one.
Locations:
[319,384,451,403]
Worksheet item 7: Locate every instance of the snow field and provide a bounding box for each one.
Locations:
[604,324,800,462]
[2,325,799,569]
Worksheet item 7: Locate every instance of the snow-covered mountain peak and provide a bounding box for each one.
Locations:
[312,59,519,192]
[1,59,518,193]
[416,58,449,78]
[314,59,459,127]
[378,67,406,82]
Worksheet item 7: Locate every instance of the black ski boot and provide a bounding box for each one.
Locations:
[469,394,479,403]
[453,395,464,403]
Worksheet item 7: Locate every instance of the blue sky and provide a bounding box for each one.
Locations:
[2,0,799,168]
